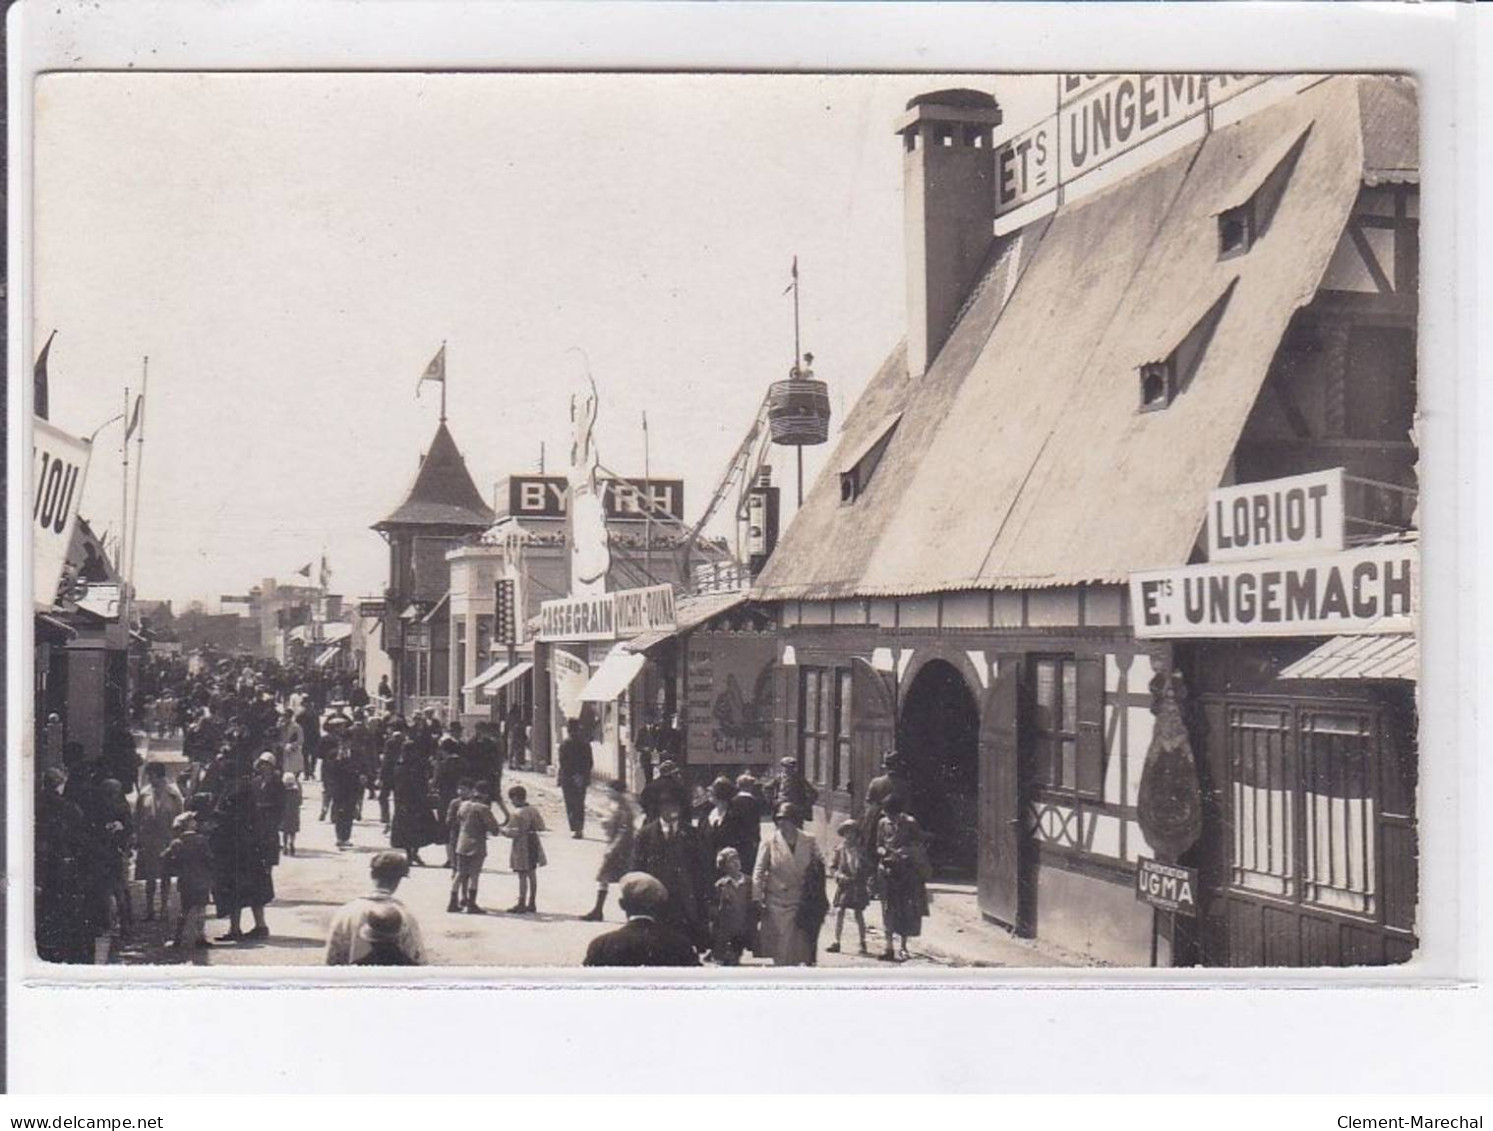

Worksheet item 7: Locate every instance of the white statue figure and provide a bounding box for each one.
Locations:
[568,374,611,597]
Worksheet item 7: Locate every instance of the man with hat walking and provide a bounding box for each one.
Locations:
[767,756,818,818]
[582,872,701,967]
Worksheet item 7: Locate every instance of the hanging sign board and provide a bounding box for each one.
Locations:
[1135,857,1199,916]
[1130,542,1416,639]
[1208,468,1345,563]
[33,418,92,609]
[551,648,590,723]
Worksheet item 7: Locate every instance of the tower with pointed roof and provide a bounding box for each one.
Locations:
[373,420,495,715]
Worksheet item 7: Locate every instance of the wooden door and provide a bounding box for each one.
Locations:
[849,657,896,817]
[979,652,1031,933]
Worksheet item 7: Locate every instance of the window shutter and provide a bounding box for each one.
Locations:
[1076,656,1106,798]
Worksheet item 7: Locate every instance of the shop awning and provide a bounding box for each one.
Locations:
[484,661,533,696]
[1279,633,1417,681]
[579,648,646,702]
[462,658,510,694]
[314,645,341,668]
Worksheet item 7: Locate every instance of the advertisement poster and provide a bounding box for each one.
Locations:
[685,631,777,766]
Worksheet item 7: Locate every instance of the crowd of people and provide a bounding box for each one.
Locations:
[574,749,934,968]
[38,647,934,969]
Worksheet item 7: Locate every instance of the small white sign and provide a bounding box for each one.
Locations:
[33,418,92,609]
[1207,468,1345,563]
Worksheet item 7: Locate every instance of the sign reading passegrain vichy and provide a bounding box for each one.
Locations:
[1130,469,1417,639]
[539,583,677,643]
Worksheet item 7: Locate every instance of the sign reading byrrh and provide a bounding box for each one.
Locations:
[506,475,685,523]
[539,583,677,643]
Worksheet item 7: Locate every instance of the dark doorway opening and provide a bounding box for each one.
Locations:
[897,659,980,880]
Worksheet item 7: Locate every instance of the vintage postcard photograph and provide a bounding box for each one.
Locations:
[26,69,1420,975]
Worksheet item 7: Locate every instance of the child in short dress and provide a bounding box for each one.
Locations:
[160,812,214,950]
[710,847,754,966]
[280,772,303,857]
[827,819,870,955]
[501,785,546,913]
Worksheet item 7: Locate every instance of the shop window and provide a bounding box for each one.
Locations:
[1031,655,1105,798]
[454,621,467,695]
[835,668,853,792]
[1227,702,1384,918]
[799,666,833,788]
[1033,657,1079,790]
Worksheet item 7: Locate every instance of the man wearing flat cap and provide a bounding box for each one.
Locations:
[582,872,701,967]
[325,850,428,965]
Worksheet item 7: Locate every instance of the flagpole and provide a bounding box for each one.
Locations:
[791,256,805,509]
[643,411,652,584]
[127,356,149,592]
[440,340,447,423]
[119,385,130,575]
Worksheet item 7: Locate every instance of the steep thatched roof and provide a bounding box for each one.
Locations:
[755,75,1414,601]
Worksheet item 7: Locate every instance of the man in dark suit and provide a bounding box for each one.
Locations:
[583,873,701,967]
[557,718,594,839]
[634,795,711,950]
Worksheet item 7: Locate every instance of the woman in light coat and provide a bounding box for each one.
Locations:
[752,802,828,966]
[279,711,305,778]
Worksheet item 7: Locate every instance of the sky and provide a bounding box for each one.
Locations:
[33,71,1052,608]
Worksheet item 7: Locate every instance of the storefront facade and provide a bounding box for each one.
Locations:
[747,76,1418,966]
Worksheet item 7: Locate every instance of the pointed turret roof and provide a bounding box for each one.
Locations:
[373,421,495,532]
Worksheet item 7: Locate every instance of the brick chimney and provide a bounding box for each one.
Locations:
[897,89,1003,378]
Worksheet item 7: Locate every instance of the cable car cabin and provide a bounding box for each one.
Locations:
[767,377,832,446]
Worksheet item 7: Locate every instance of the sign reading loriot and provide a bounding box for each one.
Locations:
[1130,542,1416,639]
[995,73,1274,217]
[1207,468,1344,563]
[539,583,677,642]
[1135,857,1198,916]
[506,475,685,522]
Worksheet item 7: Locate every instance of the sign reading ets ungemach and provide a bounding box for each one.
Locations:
[1130,543,1416,640]
[994,73,1274,218]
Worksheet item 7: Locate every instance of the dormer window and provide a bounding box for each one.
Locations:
[1139,361,1177,412]
[1218,203,1256,258]
[1137,280,1237,413]
[1214,124,1311,260]
[838,412,902,506]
